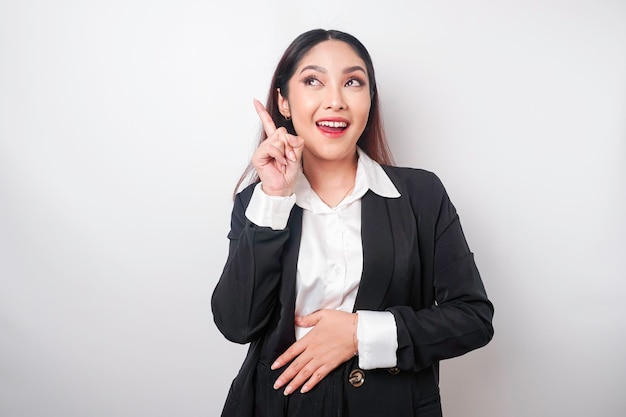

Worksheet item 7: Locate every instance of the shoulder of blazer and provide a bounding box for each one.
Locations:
[380,165,448,209]
[381,164,439,186]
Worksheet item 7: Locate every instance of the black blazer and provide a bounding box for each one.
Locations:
[212,166,494,417]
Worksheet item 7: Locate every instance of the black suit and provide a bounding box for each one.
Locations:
[212,166,494,416]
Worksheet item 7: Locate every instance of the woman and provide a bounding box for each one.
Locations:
[211,28,494,417]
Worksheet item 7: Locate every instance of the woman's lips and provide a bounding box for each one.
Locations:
[316,120,349,136]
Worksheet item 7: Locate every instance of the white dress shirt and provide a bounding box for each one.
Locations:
[245,148,401,369]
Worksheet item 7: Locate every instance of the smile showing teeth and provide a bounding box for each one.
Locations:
[317,120,348,128]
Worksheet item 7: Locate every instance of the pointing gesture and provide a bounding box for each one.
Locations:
[252,99,304,196]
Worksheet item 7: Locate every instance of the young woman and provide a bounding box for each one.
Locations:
[211,28,494,417]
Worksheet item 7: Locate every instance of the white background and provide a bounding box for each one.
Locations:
[1,1,625,416]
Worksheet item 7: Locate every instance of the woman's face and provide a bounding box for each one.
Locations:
[278,40,371,166]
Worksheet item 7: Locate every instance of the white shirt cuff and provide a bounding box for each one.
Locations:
[356,310,398,370]
[244,183,296,230]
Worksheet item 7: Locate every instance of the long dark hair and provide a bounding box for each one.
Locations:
[234,29,394,195]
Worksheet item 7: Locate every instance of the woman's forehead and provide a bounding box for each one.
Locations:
[296,40,367,73]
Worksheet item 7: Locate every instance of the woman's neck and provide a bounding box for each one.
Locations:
[302,151,358,208]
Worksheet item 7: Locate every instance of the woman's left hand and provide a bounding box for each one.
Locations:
[271,310,357,395]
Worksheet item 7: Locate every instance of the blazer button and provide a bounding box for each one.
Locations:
[388,367,400,375]
[348,369,365,387]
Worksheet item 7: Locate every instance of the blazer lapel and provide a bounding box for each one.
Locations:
[354,190,395,310]
[281,205,303,311]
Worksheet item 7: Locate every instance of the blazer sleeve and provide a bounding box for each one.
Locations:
[388,172,494,372]
[211,185,289,344]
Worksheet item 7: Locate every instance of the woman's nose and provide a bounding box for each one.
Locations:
[324,85,346,110]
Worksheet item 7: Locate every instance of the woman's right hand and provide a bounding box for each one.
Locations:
[252,99,304,196]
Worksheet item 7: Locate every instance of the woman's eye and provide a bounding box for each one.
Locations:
[346,78,364,87]
[304,77,321,86]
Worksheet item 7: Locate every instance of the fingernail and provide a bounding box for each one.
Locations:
[273,378,283,390]
[300,385,309,394]
[283,385,292,396]
[271,361,280,370]
[288,151,296,161]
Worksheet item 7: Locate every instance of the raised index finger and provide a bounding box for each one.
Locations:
[253,99,277,137]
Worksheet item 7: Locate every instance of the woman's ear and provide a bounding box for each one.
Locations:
[277,88,291,119]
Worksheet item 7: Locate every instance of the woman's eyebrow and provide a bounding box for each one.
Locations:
[343,65,366,75]
[300,65,326,74]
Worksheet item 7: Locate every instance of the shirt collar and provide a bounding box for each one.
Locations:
[294,147,401,213]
